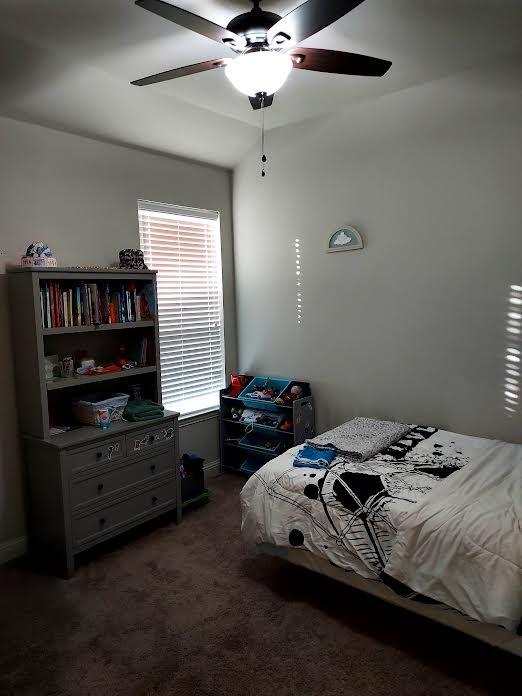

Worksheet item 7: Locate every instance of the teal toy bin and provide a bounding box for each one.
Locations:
[239,431,284,455]
[239,376,292,412]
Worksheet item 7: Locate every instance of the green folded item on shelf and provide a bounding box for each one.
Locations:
[123,399,164,421]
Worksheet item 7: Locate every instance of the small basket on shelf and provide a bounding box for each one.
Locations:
[72,392,130,426]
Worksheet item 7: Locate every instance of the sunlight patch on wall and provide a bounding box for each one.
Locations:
[295,238,302,325]
[504,284,522,416]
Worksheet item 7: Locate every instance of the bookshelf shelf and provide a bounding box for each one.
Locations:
[42,320,155,336]
[46,365,157,391]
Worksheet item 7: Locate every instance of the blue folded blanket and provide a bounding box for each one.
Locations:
[293,444,336,470]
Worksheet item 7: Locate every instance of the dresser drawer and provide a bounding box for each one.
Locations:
[70,449,175,511]
[66,437,125,477]
[126,421,176,455]
[72,480,176,549]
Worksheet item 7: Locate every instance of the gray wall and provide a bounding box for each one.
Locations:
[233,61,522,444]
[0,115,236,554]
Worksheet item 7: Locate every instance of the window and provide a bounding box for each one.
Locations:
[138,200,225,417]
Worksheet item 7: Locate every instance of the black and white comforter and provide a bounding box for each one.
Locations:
[240,425,522,631]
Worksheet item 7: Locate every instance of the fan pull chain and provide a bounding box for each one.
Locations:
[261,93,267,177]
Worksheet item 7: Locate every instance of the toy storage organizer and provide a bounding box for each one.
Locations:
[219,375,316,477]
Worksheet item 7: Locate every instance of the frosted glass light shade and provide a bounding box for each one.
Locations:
[225,51,293,97]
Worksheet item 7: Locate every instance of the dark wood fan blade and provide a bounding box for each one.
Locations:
[289,47,391,76]
[249,93,274,110]
[131,58,230,86]
[135,0,243,48]
[268,0,365,47]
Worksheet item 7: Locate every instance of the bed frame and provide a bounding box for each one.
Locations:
[259,543,522,657]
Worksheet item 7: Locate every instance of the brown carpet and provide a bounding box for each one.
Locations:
[0,474,518,696]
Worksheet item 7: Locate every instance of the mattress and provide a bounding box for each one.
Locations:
[240,424,522,633]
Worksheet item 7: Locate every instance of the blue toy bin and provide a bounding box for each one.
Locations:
[239,456,265,476]
[238,376,292,412]
[239,431,284,455]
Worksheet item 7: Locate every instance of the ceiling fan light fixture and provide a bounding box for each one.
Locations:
[224,50,293,97]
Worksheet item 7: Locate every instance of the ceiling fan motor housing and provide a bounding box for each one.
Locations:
[227,6,282,49]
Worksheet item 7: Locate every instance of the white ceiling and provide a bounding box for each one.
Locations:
[0,0,521,167]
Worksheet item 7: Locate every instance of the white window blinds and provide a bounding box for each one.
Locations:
[138,200,225,417]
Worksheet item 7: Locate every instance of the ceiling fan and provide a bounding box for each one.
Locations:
[131,0,392,110]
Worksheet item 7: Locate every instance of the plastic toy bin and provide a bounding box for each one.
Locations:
[239,457,265,476]
[239,431,284,455]
[72,392,130,426]
[238,376,292,412]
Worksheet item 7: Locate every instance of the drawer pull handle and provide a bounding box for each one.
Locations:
[96,452,103,461]
[150,464,156,473]
[97,483,104,492]
[99,517,106,527]
[151,496,158,505]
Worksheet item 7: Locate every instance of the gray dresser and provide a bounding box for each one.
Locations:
[8,267,182,576]
[23,413,180,576]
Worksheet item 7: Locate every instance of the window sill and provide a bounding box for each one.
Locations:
[178,408,219,426]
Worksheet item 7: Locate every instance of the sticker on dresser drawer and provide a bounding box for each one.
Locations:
[65,438,125,477]
[127,422,176,454]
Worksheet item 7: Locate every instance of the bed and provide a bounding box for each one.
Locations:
[240,422,522,656]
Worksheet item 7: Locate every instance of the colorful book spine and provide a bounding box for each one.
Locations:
[62,291,68,327]
[40,288,45,328]
[135,291,141,322]
[51,283,57,327]
[67,289,72,326]
[120,285,126,322]
[81,284,90,325]
[75,287,82,326]
[45,284,51,328]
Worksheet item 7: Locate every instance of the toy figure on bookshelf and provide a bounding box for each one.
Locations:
[21,241,57,268]
[118,249,148,270]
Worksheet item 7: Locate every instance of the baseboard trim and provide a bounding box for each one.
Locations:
[0,536,27,564]
[203,458,221,480]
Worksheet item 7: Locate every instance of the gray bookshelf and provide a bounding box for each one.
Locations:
[7,267,181,576]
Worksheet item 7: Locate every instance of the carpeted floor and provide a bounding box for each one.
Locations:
[0,474,519,696]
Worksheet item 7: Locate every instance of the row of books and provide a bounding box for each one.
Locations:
[40,282,155,329]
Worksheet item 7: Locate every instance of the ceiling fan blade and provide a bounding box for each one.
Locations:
[131,57,230,86]
[268,0,365,47]
[289,47,391,76]
[249,93,274,110]
[135,0,244,48]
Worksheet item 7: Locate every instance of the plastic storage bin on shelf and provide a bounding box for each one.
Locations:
[72,392,130,426]
[239,431,284,455]
[238,376,292,412]
[239,457,265,476]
